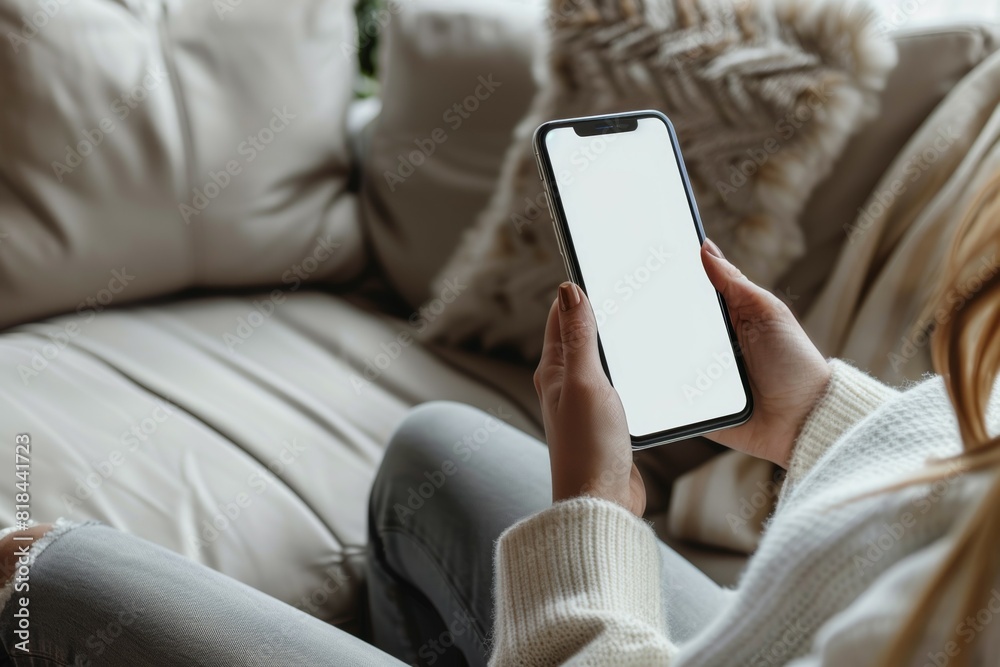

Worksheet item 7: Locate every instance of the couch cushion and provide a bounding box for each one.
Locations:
[0,293,539,632]
[0,0,364,330]
[360,0,544,307]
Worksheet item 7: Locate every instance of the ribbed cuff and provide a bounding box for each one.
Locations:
[780,360,898,503]
[492,497,667,662]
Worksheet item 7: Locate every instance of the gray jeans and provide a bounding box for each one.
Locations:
[0,402,726,665]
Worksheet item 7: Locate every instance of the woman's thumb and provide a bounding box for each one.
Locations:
[701,239,756,310]
[557,282,604,379]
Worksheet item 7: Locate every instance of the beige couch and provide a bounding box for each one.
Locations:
[0,0,997,636]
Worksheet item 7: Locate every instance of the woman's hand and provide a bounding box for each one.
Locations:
[534,282,645,517]
[534,240,832,514]
[700,239,831,468]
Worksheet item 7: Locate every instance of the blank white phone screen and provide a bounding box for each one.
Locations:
[545,117,747,438]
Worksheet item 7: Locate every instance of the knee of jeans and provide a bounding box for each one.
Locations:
[0,524,55,585]
[373,401,485,524]
[384,401,480,466]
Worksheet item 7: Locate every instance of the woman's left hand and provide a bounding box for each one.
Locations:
[534,282,646,517]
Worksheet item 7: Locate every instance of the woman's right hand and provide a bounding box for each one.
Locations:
[700,239,831,469]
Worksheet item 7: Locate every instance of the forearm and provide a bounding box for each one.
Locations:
[491,497,676,666]
[779,359,899,505]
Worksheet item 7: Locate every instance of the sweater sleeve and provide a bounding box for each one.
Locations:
[782,537,981,667]
[490,497,676,666]
[780,359,899,503]
[782,593,911,667]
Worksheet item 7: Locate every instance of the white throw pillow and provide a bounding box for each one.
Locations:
[0,0,363,329]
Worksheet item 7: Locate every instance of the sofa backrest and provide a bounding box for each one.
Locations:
[359,0,1000,315]
[0,0,364,330]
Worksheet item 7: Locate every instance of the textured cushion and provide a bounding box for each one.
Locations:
[0,0,364,330]
[0,293,540,632]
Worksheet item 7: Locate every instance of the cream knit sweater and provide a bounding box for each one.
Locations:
[490,361,1000,666]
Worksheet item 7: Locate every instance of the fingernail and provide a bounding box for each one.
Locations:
[704,238,725,259]
[558,282,580,311]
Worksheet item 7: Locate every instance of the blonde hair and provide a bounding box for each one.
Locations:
[882,171,1000,666]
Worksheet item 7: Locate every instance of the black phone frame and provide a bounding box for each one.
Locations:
[532,110,754,450]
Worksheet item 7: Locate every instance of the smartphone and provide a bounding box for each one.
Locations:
[533,110,753,449]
